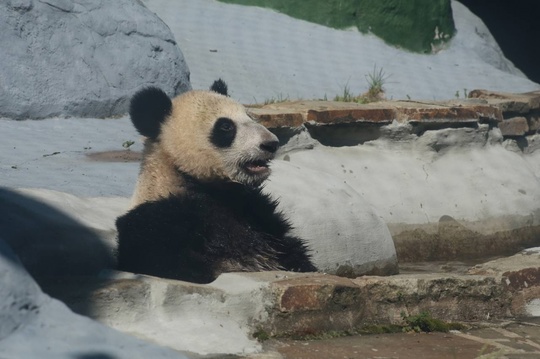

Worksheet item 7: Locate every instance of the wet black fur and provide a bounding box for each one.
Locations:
[129,87,172,139]
[116,178,316,283]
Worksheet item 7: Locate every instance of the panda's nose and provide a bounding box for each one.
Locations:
[260,140,279,154]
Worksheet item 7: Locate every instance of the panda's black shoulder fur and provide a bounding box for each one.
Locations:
[129,87,172,139]
[116,180,316,283]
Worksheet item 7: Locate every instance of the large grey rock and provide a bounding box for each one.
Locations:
[0,0,191,119]
[0,238,189,359]
[265,161,399,277]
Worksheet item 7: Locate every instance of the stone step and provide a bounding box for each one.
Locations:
[42,248,540,354]
[265,248,540,337]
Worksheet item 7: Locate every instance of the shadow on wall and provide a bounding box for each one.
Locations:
[0,188,116,316]
[457,0,540,84]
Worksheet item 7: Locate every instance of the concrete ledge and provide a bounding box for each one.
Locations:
[249,91,540,147]
[249,99,502,129]
[43,248,540,354]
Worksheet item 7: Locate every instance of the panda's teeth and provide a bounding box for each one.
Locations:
[244,160,269,173]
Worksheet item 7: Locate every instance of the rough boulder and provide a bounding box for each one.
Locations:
[0,0,191,119]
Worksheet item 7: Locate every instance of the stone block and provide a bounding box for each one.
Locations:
[398,104,501,124]
[307,108,395,125]
[469,89,540,114]
[0,0,191,119]
[274,275,359,313]
[249,108,305,128]
[528,112,540,132]
[249,100,502,130]
[269,274,365,335]
[352,274,509,323]
[499,116,529,136]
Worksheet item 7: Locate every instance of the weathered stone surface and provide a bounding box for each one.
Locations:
[470,248,540,317]
[250,100,502,129]
[352,274,509,323]
[469,89,540,114]
[32,250,540,350]
[525,134,540,154]
[0,0,191,119]
[269,275,365,335]
[265,161,399,277]
[468,247,540,276]
[392,216,540,262]
[262,252,540,336]
[47,271,278,355]
[263,250,540,336]
[307,107,395,125]
[387,100,501,123]
[503,267,540,292]
[499,116,529,136]
[276,123,540,263]
[248,107,305,128]
[0,238,189,359]
[275,275,358,313]
[528,111,540,132]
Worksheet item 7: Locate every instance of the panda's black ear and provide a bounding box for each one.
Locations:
[129,87,172,139]
[210,79,228,96]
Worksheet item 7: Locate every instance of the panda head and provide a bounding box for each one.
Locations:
[129,82,279,187]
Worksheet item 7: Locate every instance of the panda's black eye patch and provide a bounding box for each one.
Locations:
[210,117,237,148]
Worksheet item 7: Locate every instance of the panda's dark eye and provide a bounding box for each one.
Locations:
[220,121,234,132]
[210,117,237,148]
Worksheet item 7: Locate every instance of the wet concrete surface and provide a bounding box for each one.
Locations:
[398,258,502,275]
[262,319,540,359]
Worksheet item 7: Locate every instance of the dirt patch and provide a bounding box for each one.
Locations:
[86,150,142,163]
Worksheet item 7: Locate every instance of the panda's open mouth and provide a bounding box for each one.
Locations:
[243,159,271,175]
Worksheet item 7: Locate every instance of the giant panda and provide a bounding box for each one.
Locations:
[115,80,317,283]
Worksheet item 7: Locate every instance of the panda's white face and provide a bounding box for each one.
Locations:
[213,115,279,187]
[159,90,279,187]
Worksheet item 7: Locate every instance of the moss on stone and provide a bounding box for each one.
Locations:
[218,0,455,53]
[402,311,468,333]
[252,328,270,342]
[256,312,467,341]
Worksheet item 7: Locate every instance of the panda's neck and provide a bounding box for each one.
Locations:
[130,141,188,207]
[178,169,247,193]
